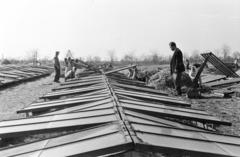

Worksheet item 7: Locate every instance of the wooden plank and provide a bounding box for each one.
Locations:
[201,52,239,78]
[18,95,110,113]
[202,74,226,84]
[40,85,106,99]
[60,77,103,86]
[204,78,240,88]
[122,103,231,126]
[120,99,208,115]
[105,65,137,74]
[52,80,104,91]
[0,123,132,157]
[134,123,240,157]
[112,82,168,96]
[31,93,110,107]
[115,88,187,102]
[116,90,190,107]
[43,98,113,115]
[125,110,203,131]
[0,109,117,138]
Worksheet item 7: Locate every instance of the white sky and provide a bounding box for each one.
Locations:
[0,0,240,60]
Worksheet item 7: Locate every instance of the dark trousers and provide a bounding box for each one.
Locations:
[172,72,182,95]
[54,66,60,82]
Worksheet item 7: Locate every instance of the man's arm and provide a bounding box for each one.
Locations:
[171,52,177,74]
[175,51,180,72]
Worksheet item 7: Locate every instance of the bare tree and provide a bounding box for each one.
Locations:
[92,56,101,63]
[232,51,240,59]
[183,52,189,60]
[86,56,93,62]
[213,49,221,58]
[1,53,4,61]
[190,49,201,62]
[25,49,38,65]
[221,44,231,60]
[108,49,117,63]
[122,54,134,62]
[151,53,160,64]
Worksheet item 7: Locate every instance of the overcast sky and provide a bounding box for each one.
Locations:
[0,0,239,60]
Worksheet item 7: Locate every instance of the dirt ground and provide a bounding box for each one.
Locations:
[143,64,240,136]
[190,95,240,136]
[0,74,59,121]
[0,65,239,148]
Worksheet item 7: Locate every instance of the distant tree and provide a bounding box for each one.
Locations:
[151,53,160,64]
[1,59,11,64]
[183,52,189,60]
[148,50,160,64]
[92,56,101,63]
[1,53,4,61]
[86,56,93,62]
[214,49,221,58]
[221,44,231,60]
[189,49,201,62]
[122,54,134,63]
[232,51,240,59]
[33,50,38,65]
[40,56,51,65]
[25,49,38,65]
[108,49,116,63]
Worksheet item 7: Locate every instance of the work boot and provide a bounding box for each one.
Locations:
[172,90,181,96]
[176,87,182,96]
[177,91,182,96]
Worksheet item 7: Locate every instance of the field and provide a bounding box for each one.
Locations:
[137,64,240,136]
[0,75,56,121]
[0,64,240,150]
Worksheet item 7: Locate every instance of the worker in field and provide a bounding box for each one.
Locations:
[189,64,202,87]
[64,58,69,81]
[53,51,61,83]
[234,58,239,70]
[185,59,190,70]
[169,42,185,95]
[64,57,76,81]
[131,66,138,80]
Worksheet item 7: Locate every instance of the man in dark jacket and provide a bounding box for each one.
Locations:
[54,51,60,83]
[169,42,185,95]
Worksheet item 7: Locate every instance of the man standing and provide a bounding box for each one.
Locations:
[54,51,60,83]
[169,42,185,95]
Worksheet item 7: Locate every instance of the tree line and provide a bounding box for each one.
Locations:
[1,45,240,65]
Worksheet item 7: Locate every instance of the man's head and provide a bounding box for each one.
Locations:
[169,42,177,51]
[55,51,60,56]
[64,58,67,63]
